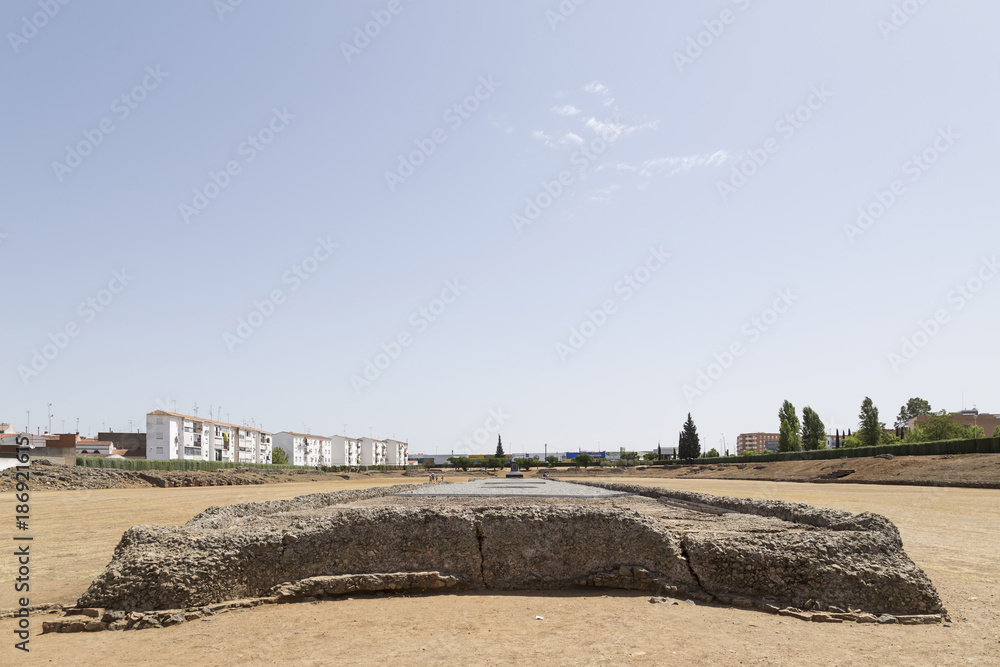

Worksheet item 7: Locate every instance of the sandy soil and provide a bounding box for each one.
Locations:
[546,453,1000,487]
[2,477,998,666]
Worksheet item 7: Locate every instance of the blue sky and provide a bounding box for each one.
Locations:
[2,1,997,455]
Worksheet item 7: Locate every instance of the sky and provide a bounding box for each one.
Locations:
[2,1,998,456]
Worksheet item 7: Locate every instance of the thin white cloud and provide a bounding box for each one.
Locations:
[584,81,610,96]
[589,183,621,203]
[551,104,581,116]
[600,150,733,177]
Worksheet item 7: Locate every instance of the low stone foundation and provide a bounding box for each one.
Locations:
[75,481,945,624]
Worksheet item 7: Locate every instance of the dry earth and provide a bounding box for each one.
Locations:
[545,453,1000,488]
[1,476,997,666]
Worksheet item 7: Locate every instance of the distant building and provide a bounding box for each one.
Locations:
[146,410,272,463]
[98,432,146,458]
[737,433,781,454]
[359,437,386,467]
[0,423,16,435]
[908,410,999,435]
[330,435,361,467]
[272,432,332,467]
[384,438,409,466]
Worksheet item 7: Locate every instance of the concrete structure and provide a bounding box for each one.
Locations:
[98,432,147,458]
[272,432,332,467]
[330,435,361,467]
[359,437,386,467]
[384,438,409,466]
[146,410,273,464]
[736,432,781,455]
[0,423,15,435]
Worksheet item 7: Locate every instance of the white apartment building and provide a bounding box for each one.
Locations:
[384,438,409,466]
[358,437,386,467]
[272,432,332,467]
[146,410,273,463]
[330,435,361,467]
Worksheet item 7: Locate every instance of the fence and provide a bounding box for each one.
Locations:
[655,436,1000,466]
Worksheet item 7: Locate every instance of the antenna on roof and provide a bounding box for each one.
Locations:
[193,403,199,418]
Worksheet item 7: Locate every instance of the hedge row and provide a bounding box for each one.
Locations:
[75,457,413,472]
[75,457,309,471]
[655,436,1000,466]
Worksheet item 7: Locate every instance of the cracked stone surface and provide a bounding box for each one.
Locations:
[77,482,944,618]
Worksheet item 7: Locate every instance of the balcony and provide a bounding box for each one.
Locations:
[184,447,202,457]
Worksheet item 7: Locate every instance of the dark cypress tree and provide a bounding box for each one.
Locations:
[678,413,701,459]
[495,435,504,458]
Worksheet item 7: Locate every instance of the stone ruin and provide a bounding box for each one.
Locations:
[61,480,945,631]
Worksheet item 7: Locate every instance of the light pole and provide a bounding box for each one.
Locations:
[47,404,53,434]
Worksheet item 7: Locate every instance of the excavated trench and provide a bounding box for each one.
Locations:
[77,481,944,618]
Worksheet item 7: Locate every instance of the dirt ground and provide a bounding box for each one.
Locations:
[544,453,1000,488]
[2,476,998,666]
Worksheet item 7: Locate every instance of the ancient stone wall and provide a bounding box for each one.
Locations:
[78,482,944,617]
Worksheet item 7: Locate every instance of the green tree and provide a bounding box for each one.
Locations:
[778,400,801,452]
[514,457,534,471]
[902,411,969,443]
[702,448,720,458]
[994,426,1000,439]
[779,419,800,452]
[895,397,933,429]
[447,456,471,471]
[495,435,504,459]
[545,455,558,466]
[620,451,640,466]
[843,434,861,449]
[857,397,885,448]
[801,407,826,451]
[678,413,701,459]
[572,453,594,467]
[643,452,659,462]
[271,447,289,465]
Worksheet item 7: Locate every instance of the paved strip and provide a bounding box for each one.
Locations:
[394,478,632,498]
